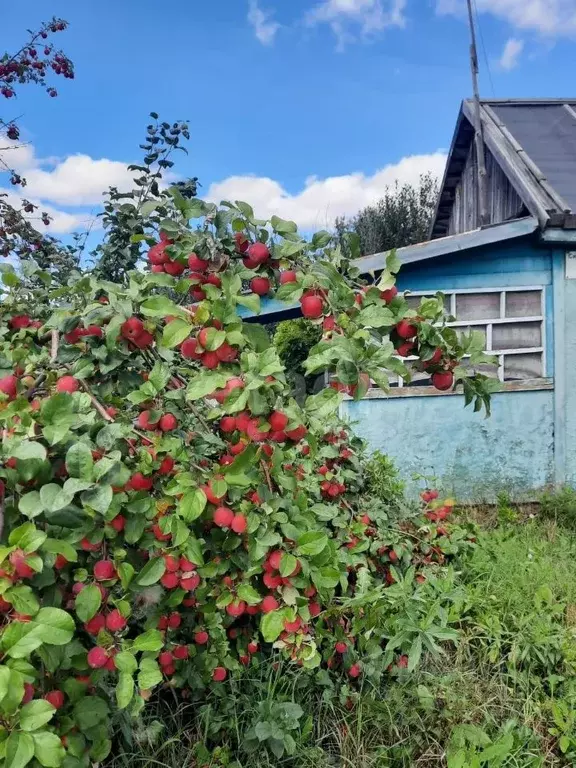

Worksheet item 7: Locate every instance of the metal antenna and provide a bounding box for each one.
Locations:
[466,0,489,227]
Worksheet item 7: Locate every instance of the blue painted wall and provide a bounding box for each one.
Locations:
[343,390,554,501]
[341,235,558,501]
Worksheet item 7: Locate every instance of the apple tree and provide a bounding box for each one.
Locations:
[0,186,494,766]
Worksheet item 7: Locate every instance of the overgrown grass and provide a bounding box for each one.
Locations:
[108,493,576,767]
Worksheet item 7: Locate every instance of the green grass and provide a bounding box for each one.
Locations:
[107,510,576,768]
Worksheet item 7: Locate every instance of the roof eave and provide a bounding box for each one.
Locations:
[353,216,539,274]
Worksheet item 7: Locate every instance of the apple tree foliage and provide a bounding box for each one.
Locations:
[0,185,497,767]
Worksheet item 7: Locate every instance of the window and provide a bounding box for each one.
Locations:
[388,287,546,389]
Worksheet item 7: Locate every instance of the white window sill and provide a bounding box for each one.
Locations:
[347,378,554,400]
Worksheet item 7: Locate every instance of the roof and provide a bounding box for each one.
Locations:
[431,98,576,238]
[353,216,538,275]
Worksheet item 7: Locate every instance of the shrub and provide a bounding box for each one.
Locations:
[0,192,495,766]
[273,319,322,399]
[364,451,405,511]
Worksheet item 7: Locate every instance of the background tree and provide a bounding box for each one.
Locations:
[335,172,439,257]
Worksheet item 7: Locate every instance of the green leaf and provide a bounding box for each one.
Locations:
[222,443,257,475]
[148,361,172,391]
[65,444,93,480]
[279,553,297,578]
[260,611,285,643]
[5,731,34,768]
[72,697,109,729]
[311,566,340,589]
[236,293,260,314]
[27,607,75,648]
[235,200,254,220]
[116,673,134,710]
[236,584,262,605]
[296,531,328,557]
[140,297,187,319]
[178,489,206,522]
[12,442,47,462]
[132,630,163,652]
[162,319,191,349]
[185,538,204,567]
[0,668,24,713]
[80,484,113,514]
[96,423,127,450]
[305,388,342,421]
[18,492,43,520]
[0,665,11,702]
[19,700,56,732]
[114,652,137,674]
[202,328,226,352]
[9,523,47,554]
[357,304,395,328]
[138,658,162,690]
[62,478,93,495]
[74,584,102,623]
[90,737,112,762]
[271,215,297,234]
[134,558,166,587]
[41,538,78,563]
[32,732,65,768]
[4,586,39,617]
[311,230,332,249]
[386,249,402,275]
[39,484,73,513]
[118,562,135,589]
[186,371,228,401]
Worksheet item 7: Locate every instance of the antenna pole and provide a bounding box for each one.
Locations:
[466,0,489,227]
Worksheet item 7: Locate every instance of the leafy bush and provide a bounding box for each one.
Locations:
[364,451,405,511]
[0,181,496,768]
[273,319,322,400]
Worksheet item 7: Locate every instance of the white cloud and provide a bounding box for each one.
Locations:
[437,0,576,37]
[206,152,446,230]
[0,141,134,206]
[0,187,96,234]
[498,37,524,69]
[306,0,406,48]
[247,0,280,45]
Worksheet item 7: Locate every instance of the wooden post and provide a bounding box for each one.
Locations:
[466,0,489,228]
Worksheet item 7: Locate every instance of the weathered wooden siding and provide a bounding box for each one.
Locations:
[447,145,527,235]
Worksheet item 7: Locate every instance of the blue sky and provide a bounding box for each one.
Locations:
[2,0,576,237]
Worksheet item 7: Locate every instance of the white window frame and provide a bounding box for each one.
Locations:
[389,285,546,389]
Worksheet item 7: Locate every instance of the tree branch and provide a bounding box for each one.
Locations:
[25,373,46,400]
[78,379,114,422]
[260,459,273,494]
[50,329,59,363]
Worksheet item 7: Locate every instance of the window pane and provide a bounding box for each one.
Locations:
[505,290,541,318]
[492,322,541,350]
[456,292,500,320]
[408,369,431,386]
[504,353,542,380]
[462,359,499,378]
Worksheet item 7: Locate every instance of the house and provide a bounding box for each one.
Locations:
[341,98,576,500]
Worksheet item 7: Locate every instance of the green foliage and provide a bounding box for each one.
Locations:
[273,319,322,398]
[335,172,439,257]
[0,171,495,768]
[364,451,405,511]
[539,486,576,528]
